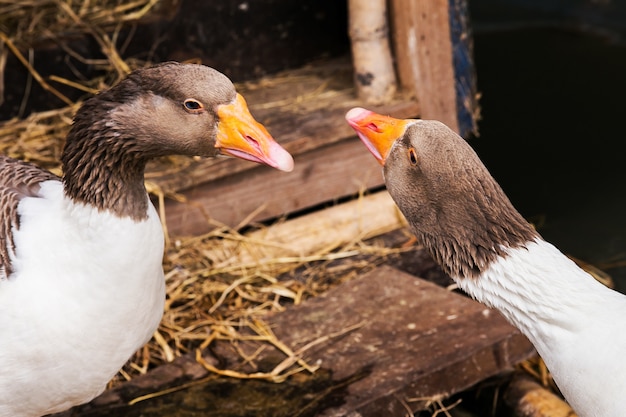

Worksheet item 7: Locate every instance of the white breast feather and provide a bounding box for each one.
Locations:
[0,180,166,417]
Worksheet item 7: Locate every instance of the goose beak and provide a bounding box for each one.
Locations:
[345,107,410,166]
[216,94,294,172]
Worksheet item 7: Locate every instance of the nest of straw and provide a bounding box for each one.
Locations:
[123,223,404,386]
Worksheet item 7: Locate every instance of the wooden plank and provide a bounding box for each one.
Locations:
[257,266,535,415]
[193,191,406,268]
[389,0,460,132]
[206,267,534,416]
[54,266,534,416]
[161,138,386,237]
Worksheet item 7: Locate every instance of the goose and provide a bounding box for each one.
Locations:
[345,107,626,417]
[0,62,294,417]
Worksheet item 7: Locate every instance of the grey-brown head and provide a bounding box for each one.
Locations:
[65,62,294,169]
[61,62,293,219]
[346,108,538,278]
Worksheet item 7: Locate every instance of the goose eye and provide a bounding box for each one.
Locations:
[183,99,203,112]
[408,148,418,165]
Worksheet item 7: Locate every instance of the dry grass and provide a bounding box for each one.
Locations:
[111,212,405,386]
[0,105,73,171]
[0,0,172,49]
[0,1,172,163]
[0,1,173,110]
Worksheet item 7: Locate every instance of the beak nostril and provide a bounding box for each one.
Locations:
[245,135,262,152]
[367,122,381,133]
[246,135,260,149]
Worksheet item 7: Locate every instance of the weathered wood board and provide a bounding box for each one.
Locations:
[254,265,535,416]
[390,0,459,132]
[161,139,386,236]
[55,266,534,416]
[389,0,478,138]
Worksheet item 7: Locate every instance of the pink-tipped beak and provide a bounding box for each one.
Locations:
[345,107,410,166]
[216,94,294,172]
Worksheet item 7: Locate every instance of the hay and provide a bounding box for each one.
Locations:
[0,0,169,164]
[112,212,408,387]
[0,105,75,170]
[0,1,165,108]
[0,0,168,50]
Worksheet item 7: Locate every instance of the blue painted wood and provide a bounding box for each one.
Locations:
[449,0,479,139]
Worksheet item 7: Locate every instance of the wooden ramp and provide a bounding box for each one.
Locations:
[56,266,534,417]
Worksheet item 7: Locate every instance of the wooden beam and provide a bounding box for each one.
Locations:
[188,191,406,268]
[160,138,386,237]
[348,0,397,104]
[389,0,459,132]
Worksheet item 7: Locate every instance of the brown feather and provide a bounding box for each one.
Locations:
[0,155,58,277]
[1,62,239,275]
[382,121,538,278]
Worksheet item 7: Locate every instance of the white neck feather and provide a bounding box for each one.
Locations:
[455,237,626,417]
[457,239,597,345]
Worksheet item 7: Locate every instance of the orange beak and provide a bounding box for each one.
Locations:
[345,107,410,166]
[216,94,294,172]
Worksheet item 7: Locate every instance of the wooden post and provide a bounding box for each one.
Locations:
[348,0,397,105]
[389,0,460,132]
